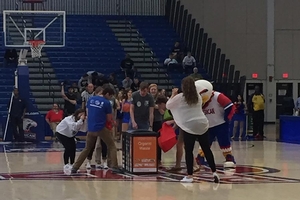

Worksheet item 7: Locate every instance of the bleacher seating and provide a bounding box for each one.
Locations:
[0,15,211,115]
[131,16,209,86]
[46,16,124,83]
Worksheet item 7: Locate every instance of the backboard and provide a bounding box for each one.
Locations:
[3,10,66,48]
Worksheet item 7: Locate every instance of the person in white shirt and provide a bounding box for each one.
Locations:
[182,52,196,74]
[122,76,133,89]
[81,83,94,109]
[55,108,87,174]
[166,76,219,183]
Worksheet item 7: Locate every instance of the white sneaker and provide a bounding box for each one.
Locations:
[63,164,69,170]
[86,161,91,169]
[63,164,71,175]
[180,176,193,183]
[102,160,108,169]
[213,172,220,183]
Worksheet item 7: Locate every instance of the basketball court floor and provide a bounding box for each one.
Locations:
[0,124,299,200]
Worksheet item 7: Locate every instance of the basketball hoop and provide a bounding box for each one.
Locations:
[28,40,45,58]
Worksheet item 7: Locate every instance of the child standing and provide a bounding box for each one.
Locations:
[231,95,246,140]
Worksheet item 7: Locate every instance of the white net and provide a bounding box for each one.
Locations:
[29,40,45,58]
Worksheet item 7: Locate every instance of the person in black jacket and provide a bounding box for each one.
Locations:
[8,88,27,142]
[120,54,135,79]
[4,49,18,68]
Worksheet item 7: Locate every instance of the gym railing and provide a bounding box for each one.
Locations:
[39,59,45,84]
[125,21,146,62]
[47,73,55,103]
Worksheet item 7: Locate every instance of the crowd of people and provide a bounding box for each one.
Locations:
[8,63,269,183]
[48,69,250,183]
[39,61,272,183]
[164,42,198,75]
[6,44,270,183]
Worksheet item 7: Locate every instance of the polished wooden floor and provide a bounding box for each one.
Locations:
[0,125,299,200]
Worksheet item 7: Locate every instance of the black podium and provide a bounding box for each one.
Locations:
[122,130,158,174]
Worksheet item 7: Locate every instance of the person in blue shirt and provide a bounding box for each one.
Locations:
[231,95,246,140]
[71,86,121,174]
[8,88,27,142]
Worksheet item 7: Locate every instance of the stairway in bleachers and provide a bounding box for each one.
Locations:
[132,16,209,86]
[106,19,171,89]
[165,0,245,93]
[27,55,62,114]
[47,16,124,84]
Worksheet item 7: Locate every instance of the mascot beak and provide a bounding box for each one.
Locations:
[199,89,209,105]
[199,89,208,95]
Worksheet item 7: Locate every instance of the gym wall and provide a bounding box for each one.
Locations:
[274,0,300,80]
[177,0,267,80]
[177,0,300,81]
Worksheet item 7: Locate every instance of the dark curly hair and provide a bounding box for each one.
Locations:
[181,76,198,106]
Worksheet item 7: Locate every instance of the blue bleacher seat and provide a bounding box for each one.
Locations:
[47,16,124,83]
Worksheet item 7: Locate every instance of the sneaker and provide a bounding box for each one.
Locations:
[111,167,124,174]
[63,164,72,175]
[96,163,102,169]
[213,172,220,183]
[86,169,91,174]
[224,154,236,168]
[195,154,207,166]
[102,160,109,170]
[71,168,79,174]
[180,176,193,183]
[63,164,70,171]
[254,134,263,140]
[86,161,91,169]
[225,154,236,164]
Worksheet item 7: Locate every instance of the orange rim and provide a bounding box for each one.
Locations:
[28,40,45,48]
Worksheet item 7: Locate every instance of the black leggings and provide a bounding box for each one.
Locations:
[183,130,217,175]
[153,121,162,162]
[87,138,107,161]
[252,110,264,136]
[55,132,76,165]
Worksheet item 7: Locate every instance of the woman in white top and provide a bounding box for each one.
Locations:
[166,76,219,183]
[55,108,86,173]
